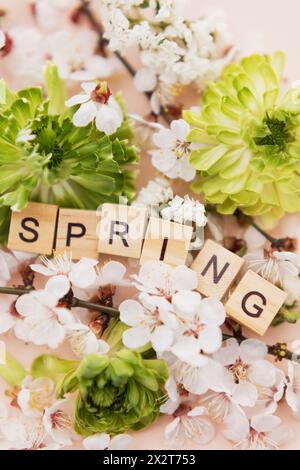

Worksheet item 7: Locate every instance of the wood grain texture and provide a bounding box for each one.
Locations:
[56,209,100,260]
[7,202,58,255]
[140,217,193,266]
[192,239,245,300]
[98,203,148,259]
[226,270,287,336]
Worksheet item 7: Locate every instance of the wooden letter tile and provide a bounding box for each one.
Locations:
[140,217,193,266]
[192,239,244,299]
[98,204,148,259]
[56,209,100,260]
[226,270,287,336]
[8,202,58,255]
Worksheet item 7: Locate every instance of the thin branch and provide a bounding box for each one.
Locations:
[0,285,299,364]
[79,0,171,124]
[223,333,300,365]
[235,210,277,244]
[0,286,119,316]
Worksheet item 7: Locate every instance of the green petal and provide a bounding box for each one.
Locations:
[190,144,228,171]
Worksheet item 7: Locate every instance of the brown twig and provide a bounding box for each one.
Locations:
[0,285,299,364]
[79,0,171,124]
[0,286,118,316]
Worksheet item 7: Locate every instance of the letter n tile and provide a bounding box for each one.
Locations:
[191,239,245,299]
[226,270,287,336]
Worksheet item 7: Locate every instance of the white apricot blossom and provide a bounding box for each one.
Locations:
[17,376,55,418]
[150,120,196,182]
[224,410,293,450]
[31,252,98,298]
[171,295,226,365]
[120,292,177,352]
[83,433,133,451]
[165,405,215,448]
[132,261,198,297]
[66,81,123,135]
[15,290,75,349]
[213,338,277,408]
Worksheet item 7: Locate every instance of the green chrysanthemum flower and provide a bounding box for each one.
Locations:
[184,52,300,226]
[29,320,168,437]
[0,65,138,241]
[58,348,168,436]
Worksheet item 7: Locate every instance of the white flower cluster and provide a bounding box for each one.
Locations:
[0,375,132,450]
[133,177,173,215]
[0,252,128,355]
[1,0,115,88]
[117,260,298,450]
[101,1,234,112]
[0,248,300,450]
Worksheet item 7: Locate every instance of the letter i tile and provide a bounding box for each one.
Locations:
[225,270,287,336]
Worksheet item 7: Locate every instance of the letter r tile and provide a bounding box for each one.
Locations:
[98,204,148,259]
[7,202,59,255]
[226,270,287,336]
[191,239,245,299]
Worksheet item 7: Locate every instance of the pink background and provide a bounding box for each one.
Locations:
[1,0,300,450]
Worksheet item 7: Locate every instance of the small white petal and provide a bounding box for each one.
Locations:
[81,82,97,94]
[109,434,133,450]
[251,414,281,433]
[268,424,294,446]
[178,155,196,182]
[197,298,226,326]
[171,336,200,362]
[95,103,123,135]
[224,408,249,442]
[233,382,258,407]
[170,265,198,291]
[45,275,70,298]
[83,433,110,450]
[213,338,240,366]
[99,261,126,286]
[151,149,177,172]
[198,325,222,354]
[69,262,97,289]
[29,264,55,276]
[248,360,276,387]
[153,128,176,149]
[165,417,180,440]
[65,94,90,107]
[150,325,173,352]
[172,290,201,317]
[122,326,151,349]
[0,313,15,334]
[170,119,190,142]
[73,101,97,127]
[134,68,157,92]
[119,300,145,327]
[55,308,74,325]
[240,339,268,363]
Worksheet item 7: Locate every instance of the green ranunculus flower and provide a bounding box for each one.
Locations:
[58,348,168,436]
[184,52,300,227]
[29,320,168,437]
[0,64,138,241]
